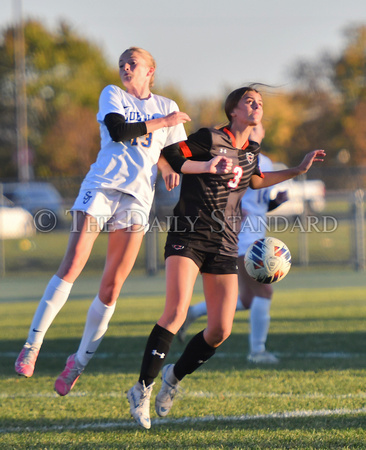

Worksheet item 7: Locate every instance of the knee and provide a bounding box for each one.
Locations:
[239,293,252,309]
[99,282,120,305]
[205,325,232,347]
[256,284,273,299]
[159,305,188,332]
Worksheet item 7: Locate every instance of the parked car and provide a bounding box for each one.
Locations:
[1,182,65,226]
[0,195,35,239]
[267,163,326,217]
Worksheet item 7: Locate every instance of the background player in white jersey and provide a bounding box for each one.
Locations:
[15,47,190,396]
[177,123,288,364]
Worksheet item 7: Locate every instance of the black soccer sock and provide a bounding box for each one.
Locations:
[174,330,216,381]
[139,323,174,386]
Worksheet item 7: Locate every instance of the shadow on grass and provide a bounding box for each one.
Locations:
[2,330,366,378]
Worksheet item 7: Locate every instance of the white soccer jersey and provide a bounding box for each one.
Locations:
[238,154,274,256]
[80,85,187,209]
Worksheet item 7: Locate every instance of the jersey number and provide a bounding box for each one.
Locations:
[228,166,243,189]
[131,132,152,148]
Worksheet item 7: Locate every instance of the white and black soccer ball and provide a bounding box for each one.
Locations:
[244,237,292,284]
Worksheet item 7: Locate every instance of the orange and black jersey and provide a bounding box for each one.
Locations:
[162,127,263,257]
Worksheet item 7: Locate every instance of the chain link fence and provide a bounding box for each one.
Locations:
[0,171,365,276]
[145,188,365,274]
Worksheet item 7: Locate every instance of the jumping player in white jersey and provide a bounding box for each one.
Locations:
[177,123,289,364]
[14,47,190,396]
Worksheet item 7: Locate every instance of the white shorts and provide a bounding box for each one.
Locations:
[71,188,150,233]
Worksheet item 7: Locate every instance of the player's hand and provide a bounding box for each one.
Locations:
[160,159,180,191]
[157,154,180,191]
[206,156,233,174]
[164,111,191,127]
[163,171,180,191]
[296,150,326,174]
[275,190,289,205]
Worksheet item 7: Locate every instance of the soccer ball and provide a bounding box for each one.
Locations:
[244,237,292,284]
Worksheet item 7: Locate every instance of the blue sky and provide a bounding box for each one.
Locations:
[2,0,366,99]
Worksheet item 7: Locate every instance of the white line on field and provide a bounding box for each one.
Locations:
[2,351,365,359]
[0,407,365,434]
[1,391,366,400]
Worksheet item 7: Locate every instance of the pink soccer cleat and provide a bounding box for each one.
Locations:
[54,354,84,396]
[15,344,40,378]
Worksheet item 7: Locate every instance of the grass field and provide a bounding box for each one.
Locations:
[1,270,366,448]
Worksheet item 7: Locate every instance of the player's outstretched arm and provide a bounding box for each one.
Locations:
[145,111,191,134]
[180,155,233,175]
[251,150,326,189]
[105,111,190,142]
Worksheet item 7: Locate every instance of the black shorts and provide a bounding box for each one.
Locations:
[164,237,238,275]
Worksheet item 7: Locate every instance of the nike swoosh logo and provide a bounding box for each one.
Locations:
[32,328,42,333]
[86,351,94,355]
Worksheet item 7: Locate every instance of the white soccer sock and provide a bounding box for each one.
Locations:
[249,296,271,354]
[76,295,116,367]
[190,301,207,319]
[27,275,73,347]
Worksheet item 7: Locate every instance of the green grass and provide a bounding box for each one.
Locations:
[1,272,366,448]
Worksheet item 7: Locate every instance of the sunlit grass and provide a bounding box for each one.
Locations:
[1,275,365,448]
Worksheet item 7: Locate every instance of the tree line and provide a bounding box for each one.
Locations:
[0,20,365,182]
